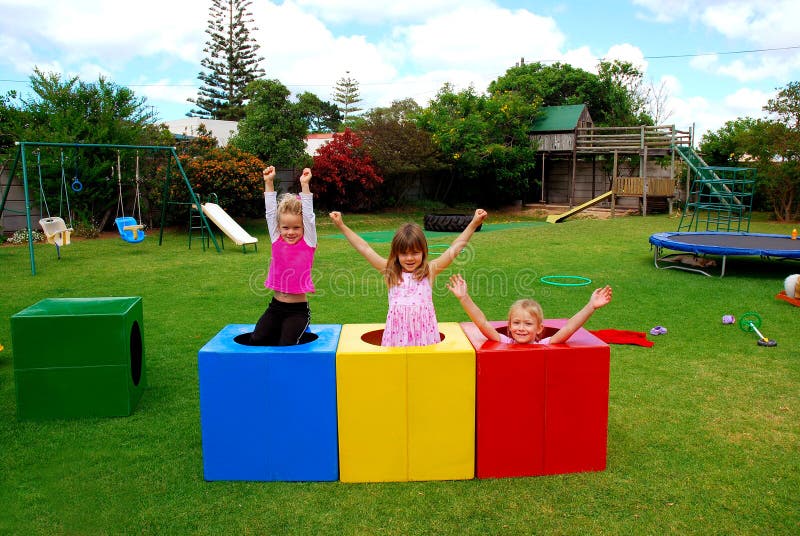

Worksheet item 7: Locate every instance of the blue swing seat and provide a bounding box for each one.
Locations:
[115,217,146,243]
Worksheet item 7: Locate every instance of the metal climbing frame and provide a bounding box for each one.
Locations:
[677,166,756,232]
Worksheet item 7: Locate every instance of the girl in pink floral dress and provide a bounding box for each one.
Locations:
[329,209,487,346]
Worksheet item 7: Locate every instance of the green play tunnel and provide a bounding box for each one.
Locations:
[11,297,146,420]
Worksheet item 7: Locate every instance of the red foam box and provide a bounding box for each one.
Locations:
[461,320,610,479]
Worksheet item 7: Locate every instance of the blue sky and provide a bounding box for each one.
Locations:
[1,0,798,141]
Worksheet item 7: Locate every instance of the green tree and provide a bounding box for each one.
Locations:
[740,119,799,221]
[698,117,758,166]
[296,91,342,133]
[765,81,800,129]
[699,81,800,221]
[488,60,650,126]
[332,72,363,127]
[359,99,445,204]
[190,0,265,120]
[596,60,651,125]
[228,79,309,167]
[417,84,539,204]
[0,69,170,230]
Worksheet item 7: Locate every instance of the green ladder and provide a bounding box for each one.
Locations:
[677,166,756,232]
[188,193,223,251]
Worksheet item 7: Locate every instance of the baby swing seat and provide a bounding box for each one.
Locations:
[39,217,73,247]
[115,217,145,243]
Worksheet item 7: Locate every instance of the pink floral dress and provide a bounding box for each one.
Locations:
[381,272,440,347]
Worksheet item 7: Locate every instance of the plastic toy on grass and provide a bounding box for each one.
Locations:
[776,274,800,307]
[739,312,777,347]
[540,275,592,287]
[722,315,735,324]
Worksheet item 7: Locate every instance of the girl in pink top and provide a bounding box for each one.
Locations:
[329,209,487,346]
[447,273,612,345]
[250,166,316,345]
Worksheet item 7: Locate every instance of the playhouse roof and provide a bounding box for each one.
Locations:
[530,104,589,132]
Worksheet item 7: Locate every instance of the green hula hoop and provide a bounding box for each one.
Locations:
[540,275,592,287]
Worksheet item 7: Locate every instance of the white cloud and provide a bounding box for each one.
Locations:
[723,87,772,114]
[0,0,207,74]
[0,34,37,75]
[251,1,398,108]
[397,6,564,73]
[631,0,697,23]
[667,85,774,142]
[291,0,493,24]
[603,43,649,72]
[700,0,800,47]
[561,46,599,72]
[634,1,800,84]
[690,51,800,83]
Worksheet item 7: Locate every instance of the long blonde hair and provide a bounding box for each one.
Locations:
[384,223,429,287]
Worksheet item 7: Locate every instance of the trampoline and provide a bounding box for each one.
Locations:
[649,231,800,277]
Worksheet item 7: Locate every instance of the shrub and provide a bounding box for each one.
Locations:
[73,219,101,239]
[312,129,383,212]
[176,146,265,219]
[8,228,45,244]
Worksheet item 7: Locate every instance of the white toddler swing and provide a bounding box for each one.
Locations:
[37,150,74,259]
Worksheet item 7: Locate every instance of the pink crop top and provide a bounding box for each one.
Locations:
[263,192,316,294]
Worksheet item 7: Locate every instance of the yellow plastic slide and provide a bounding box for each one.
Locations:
[546,191,613,223]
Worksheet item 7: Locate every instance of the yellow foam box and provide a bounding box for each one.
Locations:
[336,322,475,482]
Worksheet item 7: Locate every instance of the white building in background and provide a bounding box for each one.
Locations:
[304,133,334,156]
[163,118,239,147]
[163,118,334,156]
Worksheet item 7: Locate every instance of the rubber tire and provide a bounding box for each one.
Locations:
[423,213,482,232]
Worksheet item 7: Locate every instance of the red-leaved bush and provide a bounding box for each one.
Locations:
[312,128,383,211]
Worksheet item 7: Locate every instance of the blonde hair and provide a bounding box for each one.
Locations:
[508,298,544,330]
[384,223,429,287]
[276,193,302,224]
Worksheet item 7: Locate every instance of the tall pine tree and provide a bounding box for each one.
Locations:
[333,72,363,127]
[190,0,265,120]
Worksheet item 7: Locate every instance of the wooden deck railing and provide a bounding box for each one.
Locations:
[576,125,692,153]
[613,177,676,197]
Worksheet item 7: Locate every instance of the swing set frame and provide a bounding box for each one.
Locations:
[0,141,222,275]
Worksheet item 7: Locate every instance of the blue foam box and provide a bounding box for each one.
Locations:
[198,324,341,481]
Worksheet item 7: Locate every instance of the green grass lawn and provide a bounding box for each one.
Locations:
[1,210,798,535]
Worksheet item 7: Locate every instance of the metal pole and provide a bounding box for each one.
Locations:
[19,144,37,275]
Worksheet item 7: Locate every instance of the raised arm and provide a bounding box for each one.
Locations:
[430,209,487,277]
[263,166,279,242]
[298,168,316,246]
[447,274,502,342]
[548,285,613,344]
[299,167,312,195]
[329,211,387,271]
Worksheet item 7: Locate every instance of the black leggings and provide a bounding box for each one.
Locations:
[250,298,311,346]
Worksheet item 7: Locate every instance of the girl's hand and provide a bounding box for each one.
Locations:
[446,273,468,299]
[299,168,312,185]
[329,211,343,227]
[263,166,276,182]
[590,285,613,310]
[473,209,487,225]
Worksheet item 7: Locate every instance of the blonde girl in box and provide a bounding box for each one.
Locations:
[250,166,316,346]
[447,273,612,345]
[329,209,487,347]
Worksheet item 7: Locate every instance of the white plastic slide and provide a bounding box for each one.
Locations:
[201,203,258,247]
